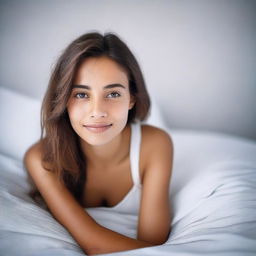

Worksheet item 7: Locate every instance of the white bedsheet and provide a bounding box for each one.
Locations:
[1,130,256,256]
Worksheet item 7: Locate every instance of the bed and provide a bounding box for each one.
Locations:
[1,86,256,256]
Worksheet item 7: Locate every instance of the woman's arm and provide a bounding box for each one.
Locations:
[24,143,154,255]
[137,126,173,244]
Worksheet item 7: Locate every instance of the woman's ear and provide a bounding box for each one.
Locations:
[129,95,136,110]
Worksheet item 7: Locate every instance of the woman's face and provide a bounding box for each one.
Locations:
[67,56,135,146]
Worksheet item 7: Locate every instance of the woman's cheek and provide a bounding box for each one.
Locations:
[112,102,130,117]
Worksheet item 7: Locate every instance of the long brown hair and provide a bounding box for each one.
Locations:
[29,31,151,207]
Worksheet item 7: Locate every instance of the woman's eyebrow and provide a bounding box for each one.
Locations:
[72,84,126,90]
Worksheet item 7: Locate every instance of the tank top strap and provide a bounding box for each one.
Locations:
[130,122,142,186]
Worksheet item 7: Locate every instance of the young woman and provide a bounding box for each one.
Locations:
[24,32,173,255]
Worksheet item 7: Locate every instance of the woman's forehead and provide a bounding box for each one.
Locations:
[73,56,129,87]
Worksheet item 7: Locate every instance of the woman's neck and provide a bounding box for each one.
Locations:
[80,125,131,169]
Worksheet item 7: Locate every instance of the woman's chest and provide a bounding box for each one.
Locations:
[81,156,145,208]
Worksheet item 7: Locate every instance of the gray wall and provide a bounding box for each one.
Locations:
[1,0,255,140]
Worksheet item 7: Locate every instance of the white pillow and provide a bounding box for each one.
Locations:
[0,87,167,161]
[0,87,41,161]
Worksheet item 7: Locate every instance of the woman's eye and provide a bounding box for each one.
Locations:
[107,92,121,98]
[75,92,88,99]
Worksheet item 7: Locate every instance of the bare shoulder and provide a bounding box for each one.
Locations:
[141,124,173,156]
[24,140,42,157]
[140,124,174,181]
[23,140,45,176]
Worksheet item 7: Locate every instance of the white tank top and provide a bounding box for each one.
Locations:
[85,121,142,216]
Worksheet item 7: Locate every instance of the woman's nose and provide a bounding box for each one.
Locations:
[89,99,107,118]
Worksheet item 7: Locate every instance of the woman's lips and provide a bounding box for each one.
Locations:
[83,124,112,133]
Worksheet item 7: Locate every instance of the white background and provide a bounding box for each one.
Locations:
[0,0,255,140]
